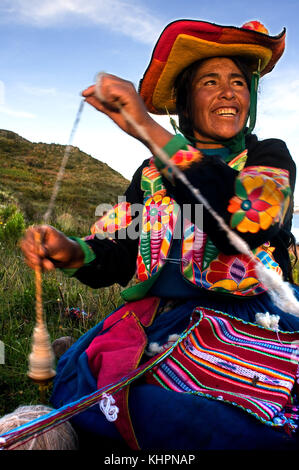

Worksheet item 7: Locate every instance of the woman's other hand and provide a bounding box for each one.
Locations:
[20,225,84,272]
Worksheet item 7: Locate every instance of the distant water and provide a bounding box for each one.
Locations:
[292,213,299,242]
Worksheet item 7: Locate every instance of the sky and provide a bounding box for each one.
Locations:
[1,0,299,204]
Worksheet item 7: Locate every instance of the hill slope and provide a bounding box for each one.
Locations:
[0,129,129,232]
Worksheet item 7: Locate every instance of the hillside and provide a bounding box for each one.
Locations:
[0,129,129,233]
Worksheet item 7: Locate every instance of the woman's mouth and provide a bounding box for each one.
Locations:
[214,107,238,117]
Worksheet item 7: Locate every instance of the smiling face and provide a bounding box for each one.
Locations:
[190,57,250,147]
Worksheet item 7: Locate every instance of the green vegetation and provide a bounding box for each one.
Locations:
[0,129,129,232]
[0,204,25,242]
[0,130,129,416]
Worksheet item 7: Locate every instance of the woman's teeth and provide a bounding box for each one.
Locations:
[215,108,237,116]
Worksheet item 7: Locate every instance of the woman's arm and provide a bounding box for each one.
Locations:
[20,161,146,288]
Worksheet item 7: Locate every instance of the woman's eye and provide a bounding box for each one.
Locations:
[233,80,245,86]
[204,79,216,86]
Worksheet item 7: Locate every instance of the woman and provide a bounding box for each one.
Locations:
[21,19,299,450]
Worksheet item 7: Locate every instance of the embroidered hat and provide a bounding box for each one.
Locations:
[139,19,286,114]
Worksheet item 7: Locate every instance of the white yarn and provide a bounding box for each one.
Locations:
[255,263,299,317]
[43,100,84,223]
[94,72,299,317]
[0,437,6,450]
[226,230,253,257]
[99,393,119,422]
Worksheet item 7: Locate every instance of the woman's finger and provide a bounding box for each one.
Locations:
[20,226,50,268]
[84,95,106,112]
[41,258,56,271]
[81,85,95,98]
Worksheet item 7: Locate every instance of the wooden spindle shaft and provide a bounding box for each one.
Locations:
[27,231,56,388]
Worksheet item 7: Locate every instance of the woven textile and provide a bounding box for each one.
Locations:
[146,308,299,427]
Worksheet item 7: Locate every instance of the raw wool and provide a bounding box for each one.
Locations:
[0,405,78,450]
[255,312,280,331]
[145,334,180,357]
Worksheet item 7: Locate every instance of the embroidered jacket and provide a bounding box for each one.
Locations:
[74,134,296,299]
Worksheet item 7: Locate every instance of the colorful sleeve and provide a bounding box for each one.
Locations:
[68,166,146,287]
[60,204,134,278]
[60,236,97,277]
[89,201,133,238]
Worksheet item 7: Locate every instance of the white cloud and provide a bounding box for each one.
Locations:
[74,110,174,180]
[0,80,36,119]
[256,70,299,137]
[0,105,36,119]
[255,70,299,203]
[0,0,163,44]
[20,85,57,97]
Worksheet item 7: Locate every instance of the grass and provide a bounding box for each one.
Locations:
[0,234,124,417]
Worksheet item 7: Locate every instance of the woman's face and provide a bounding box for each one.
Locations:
[190,57,250,146]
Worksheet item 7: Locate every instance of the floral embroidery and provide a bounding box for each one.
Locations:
[228,167,290,233]
[138,194,179,277]
[91,202,132,235]
[171,146,203,169]
[205,252,259,293]
[134,150,288,297]
[161,146,203,182]
[143,195,172,232]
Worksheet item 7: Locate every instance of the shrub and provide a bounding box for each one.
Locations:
[0,204,25,242]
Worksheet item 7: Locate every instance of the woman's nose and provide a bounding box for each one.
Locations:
[219,83,235,99]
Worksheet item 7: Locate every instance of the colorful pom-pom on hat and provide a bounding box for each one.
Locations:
[139,19,285,114]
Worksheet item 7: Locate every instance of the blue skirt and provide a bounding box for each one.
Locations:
[51,286,299,450]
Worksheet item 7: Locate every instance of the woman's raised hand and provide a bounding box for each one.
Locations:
[82,73,173,150]
[20,225,84,272]
[82,74,153,140]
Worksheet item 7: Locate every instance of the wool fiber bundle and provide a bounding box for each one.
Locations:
[0,405,78,450]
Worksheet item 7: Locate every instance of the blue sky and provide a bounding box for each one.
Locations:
[1,0,299,203]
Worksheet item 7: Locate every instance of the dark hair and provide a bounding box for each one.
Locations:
[174,56,253,139]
